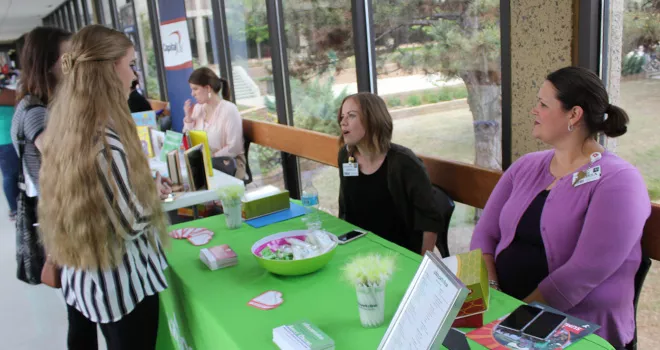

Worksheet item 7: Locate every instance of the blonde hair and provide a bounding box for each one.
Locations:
[39,25,168,269]
[337,92,392,154]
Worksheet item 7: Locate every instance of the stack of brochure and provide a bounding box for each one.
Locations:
[199,244,238,270]
[273,320,334,350]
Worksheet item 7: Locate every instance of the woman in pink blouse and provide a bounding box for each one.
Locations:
[183,67,246,179]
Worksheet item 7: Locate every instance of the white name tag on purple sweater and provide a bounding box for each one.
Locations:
[572,165,601,187]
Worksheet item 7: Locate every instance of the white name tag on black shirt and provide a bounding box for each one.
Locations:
[343,162,359,177]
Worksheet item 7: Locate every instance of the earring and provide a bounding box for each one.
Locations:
[208,91,212,99]
[568,124,574,132]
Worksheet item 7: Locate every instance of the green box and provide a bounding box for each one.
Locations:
[442,248,490,316]
[241,188,290,220]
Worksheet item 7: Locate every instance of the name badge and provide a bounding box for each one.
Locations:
[343,162,359,177]
[572,165,601,187]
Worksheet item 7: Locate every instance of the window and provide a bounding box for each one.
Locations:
[372,0,502,251]
[114,0,148,97]
[609,2,660,348]
[224,0,285,192]
[186,0,216,69]
[280,0,358,215]
[85,0,95,24]
[102,0,114,27]
[133,0,163,100]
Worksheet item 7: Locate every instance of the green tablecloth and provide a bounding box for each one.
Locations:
[156,211,613,350]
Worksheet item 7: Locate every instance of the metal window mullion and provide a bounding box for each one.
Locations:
[54,10,61,28]
[73,0,83,29]
[266,0,301,199]
[210,0,234,103]
[94,0,106,26]
[351,0,377,93]
[598,0,610,147]
[109,0,120,29]
[130,0,147,96]
[147,0,168,100]
[81,0,91,25]
[577,0,601,73]
[501,0,512,169]
[65,2,76,31]
[59,8,68,30]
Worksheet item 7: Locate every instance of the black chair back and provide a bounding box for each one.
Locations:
[244,139,253,185]
[432,185,455,258]
[626,255,652,350]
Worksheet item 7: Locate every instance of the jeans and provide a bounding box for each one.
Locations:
[0,143,19,213]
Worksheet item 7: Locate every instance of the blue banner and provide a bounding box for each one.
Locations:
[158,0,193,132]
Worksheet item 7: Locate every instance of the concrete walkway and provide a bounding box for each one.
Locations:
[0,185,106,349]
[236,74,464,108]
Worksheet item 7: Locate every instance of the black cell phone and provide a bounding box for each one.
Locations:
[523,311,567,341]
[337,230,367,244]
[498,305,543,333]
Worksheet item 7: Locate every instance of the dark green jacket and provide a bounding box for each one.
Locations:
[338,143,445,253]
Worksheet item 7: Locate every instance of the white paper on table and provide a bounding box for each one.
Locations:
[378,252,469,350]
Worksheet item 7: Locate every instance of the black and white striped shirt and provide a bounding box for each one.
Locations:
[61,129,168,323]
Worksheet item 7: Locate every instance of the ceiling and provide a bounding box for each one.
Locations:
[0,0,67,42]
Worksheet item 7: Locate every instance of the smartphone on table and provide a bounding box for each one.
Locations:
[522,311,567,341]
[337,230,367,244]
[497,305,543,334]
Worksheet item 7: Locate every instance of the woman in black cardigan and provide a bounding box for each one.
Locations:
[337,92,444,255]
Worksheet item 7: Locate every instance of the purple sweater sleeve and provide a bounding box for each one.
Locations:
[538,168,650,310]
[470,158,518,255]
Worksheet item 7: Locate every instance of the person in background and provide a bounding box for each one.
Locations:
[11,27,71,199]
[11,27,71,285]
[38,25,172,350]
[470,66,649,349]
[0,94,18,220]
[128,70,152,113]
[337,92,443,255]
[183,67,246,179]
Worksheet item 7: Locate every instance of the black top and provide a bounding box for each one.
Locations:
[128,89,152,113]
[338,143,445,254]
[495,190,550,300]
[343,157,409,251]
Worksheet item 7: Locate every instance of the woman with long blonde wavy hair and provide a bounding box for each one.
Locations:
[38,25,172,350]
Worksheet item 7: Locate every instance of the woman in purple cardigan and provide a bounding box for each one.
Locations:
[471,66,650,349]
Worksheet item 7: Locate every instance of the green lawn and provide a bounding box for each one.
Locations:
[615,79,660,202]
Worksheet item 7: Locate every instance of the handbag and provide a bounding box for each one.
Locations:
[212,156,237,177]
[15,101,46,285]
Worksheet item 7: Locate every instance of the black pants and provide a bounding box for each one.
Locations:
[67,293,160,350]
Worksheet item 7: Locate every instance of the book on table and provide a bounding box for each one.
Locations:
[273,320,334,350]
[137,126,154,158]
[150,129,165,159]
[166,150,182,186]
[184,144,210,191]
[131,110,158,129]
[187,130,214,176]
[160,130,184,162]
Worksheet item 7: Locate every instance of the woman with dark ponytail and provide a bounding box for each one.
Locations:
[471,66,649,348]
[184,67,246,179]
